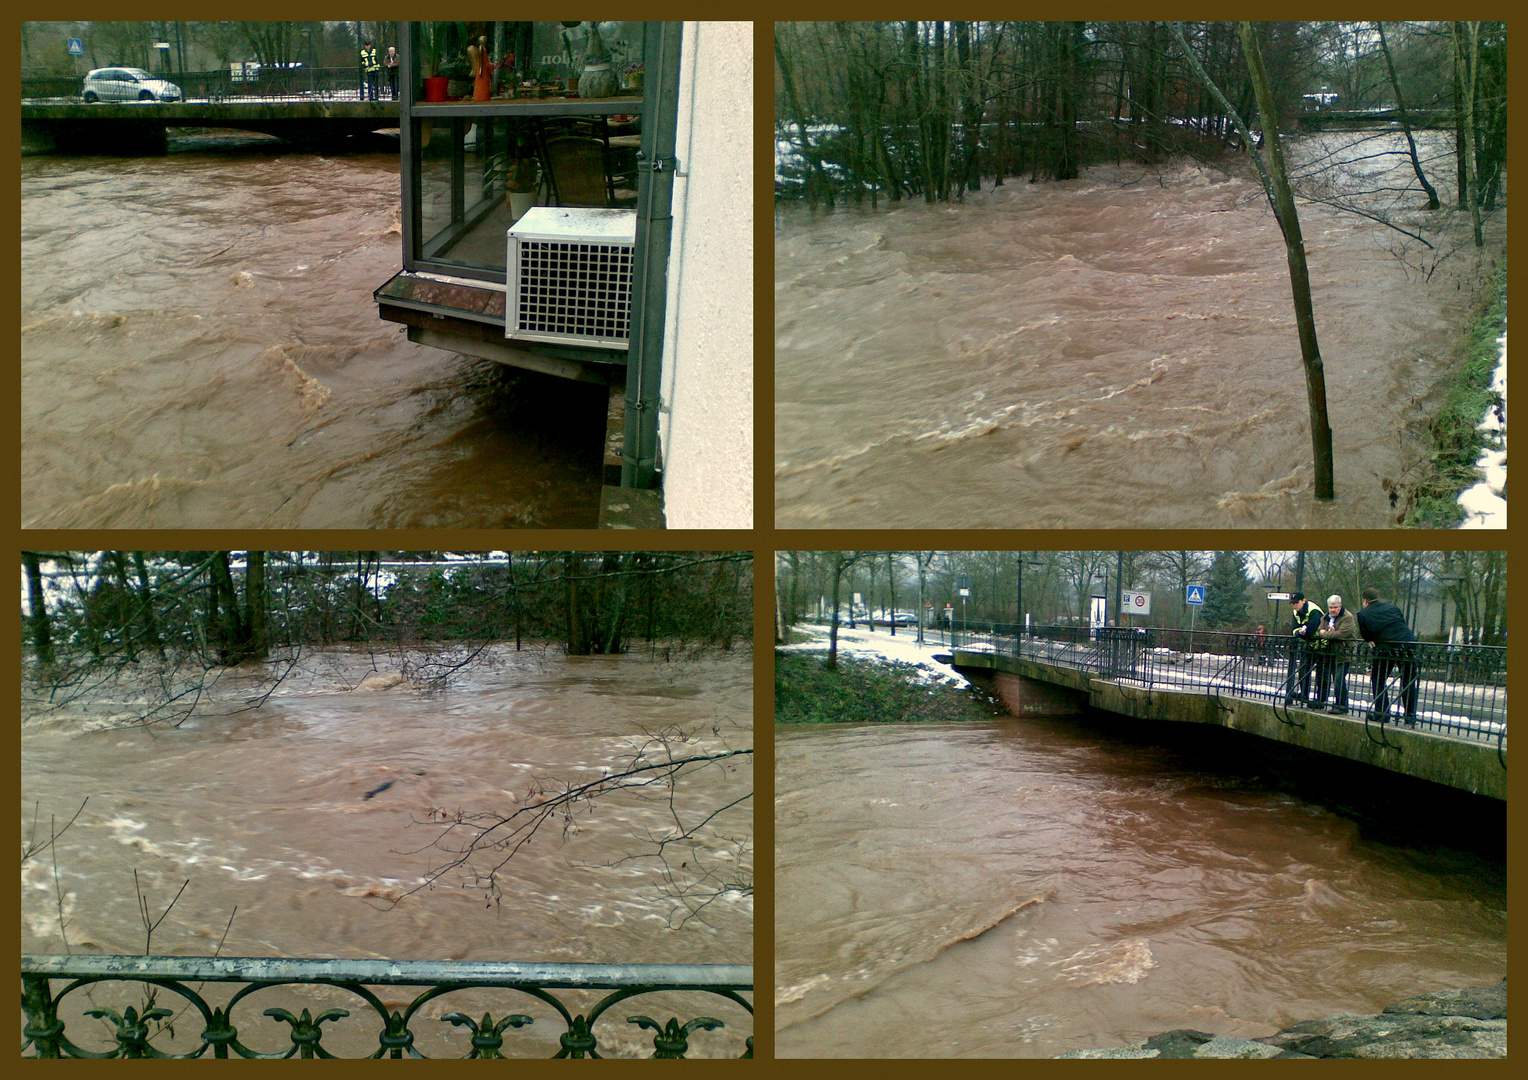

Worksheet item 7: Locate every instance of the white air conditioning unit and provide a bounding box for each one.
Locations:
[506,207,636,351]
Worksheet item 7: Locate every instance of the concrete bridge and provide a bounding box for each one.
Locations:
[21,100,398,153]
[1296,108,1453,132]
[943,644,1506,801]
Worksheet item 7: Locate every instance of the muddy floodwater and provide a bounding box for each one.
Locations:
[21,137,607,529]
[21,647,752,1057]
[776,137,1506,528]
[776,721,1505,1058]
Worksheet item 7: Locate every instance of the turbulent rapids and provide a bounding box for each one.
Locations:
[775,720,1505,1058]
[775,135,1505,528]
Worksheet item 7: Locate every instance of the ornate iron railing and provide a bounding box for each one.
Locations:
[21,955,751,1059]
[940,623,1506,746]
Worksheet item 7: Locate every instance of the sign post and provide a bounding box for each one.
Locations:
[1266,590,1291,632]
[1185,584,1205,633]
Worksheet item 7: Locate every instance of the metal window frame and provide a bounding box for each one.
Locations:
[394,21,678,491]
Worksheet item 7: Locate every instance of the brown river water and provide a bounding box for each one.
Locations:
[21,647,752,1057]
[776,719,1505,1058]
[776,135,1506,528]
[21,135,607,529]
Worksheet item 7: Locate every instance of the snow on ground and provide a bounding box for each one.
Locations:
[1458,323,1507,528]
[778,624,972,687]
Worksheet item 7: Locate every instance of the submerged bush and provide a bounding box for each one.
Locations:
[775,650,1002,724]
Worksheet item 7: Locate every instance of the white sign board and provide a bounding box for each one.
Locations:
[1266,592,1293,602]
[958,588,970,597]
[1120,589,1151,615]
[1185,585,1206,606]
[1089,596,1107,631]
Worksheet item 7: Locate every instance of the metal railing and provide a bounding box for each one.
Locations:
[941,623,1506,746]
[23,68,385,105]
[21,954,751,1059]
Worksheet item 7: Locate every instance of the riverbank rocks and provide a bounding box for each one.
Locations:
[1059,980,1506,1059]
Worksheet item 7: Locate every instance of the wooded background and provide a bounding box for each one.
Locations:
[775,21,1506,209]
[776,551,1506,643]
[22,551,753,674]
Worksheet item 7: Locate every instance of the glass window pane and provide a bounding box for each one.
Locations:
[406,22,648,275]
[412,21,646,103]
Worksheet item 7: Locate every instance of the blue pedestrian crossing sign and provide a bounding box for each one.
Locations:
[1185,585,1206,605]
[68,39,84,56]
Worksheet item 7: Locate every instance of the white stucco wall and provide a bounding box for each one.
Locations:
[657,22,753,529]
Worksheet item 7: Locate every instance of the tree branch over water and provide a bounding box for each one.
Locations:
[401,734,754,927]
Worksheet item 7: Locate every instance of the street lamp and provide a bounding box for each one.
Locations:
[1015,553,1043,647]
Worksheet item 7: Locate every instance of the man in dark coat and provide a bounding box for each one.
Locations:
[1285,591,1323,705]
[1357,587,1419,724]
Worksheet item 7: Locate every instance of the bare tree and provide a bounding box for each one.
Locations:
[1374,22,1440,209]
[1171,21,1335,501]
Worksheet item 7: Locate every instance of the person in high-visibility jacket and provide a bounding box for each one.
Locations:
[1284,591,1323,705]
[361,40,381,101]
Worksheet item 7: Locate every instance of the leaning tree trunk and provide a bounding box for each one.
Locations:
[1375,22,1439,209]
[1237,23,1335,500]
[1171,22,1335,501]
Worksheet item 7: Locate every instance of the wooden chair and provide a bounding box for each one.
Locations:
[544,135,611,207]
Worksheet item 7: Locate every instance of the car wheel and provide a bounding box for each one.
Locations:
[139,90,155,101]
[83,91,99,103]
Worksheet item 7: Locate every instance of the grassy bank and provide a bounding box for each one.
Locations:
[775,650,1002,724]
[1403,259,1508,527]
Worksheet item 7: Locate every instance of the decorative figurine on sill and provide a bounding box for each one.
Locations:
[469,35,491,101]
[578,21,617,99]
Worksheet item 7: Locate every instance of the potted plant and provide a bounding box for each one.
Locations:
[534,65,557,98]
[441,55,471,99]
[420,22,448,102]
[623,63,643,93]
[504,156,539,221]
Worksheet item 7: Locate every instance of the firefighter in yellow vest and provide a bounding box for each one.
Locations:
[361,40,381,101]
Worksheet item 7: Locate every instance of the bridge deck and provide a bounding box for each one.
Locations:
[945,636,1506,800]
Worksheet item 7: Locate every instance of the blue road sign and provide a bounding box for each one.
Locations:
[1185,585,1206,605]
[68,39,84,56]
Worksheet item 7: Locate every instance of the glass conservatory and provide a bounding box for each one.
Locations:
[374,21,680,493]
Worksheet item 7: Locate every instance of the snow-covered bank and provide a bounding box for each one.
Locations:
[778,624,972,687]
[1458,323,1507,528]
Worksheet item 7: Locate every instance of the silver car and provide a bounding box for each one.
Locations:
[81,67,182,103]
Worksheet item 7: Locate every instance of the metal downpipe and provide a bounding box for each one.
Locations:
[622,22,683,489]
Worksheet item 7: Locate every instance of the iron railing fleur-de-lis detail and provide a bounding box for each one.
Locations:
[20,954,750,1059]
[261,1007,349,1058]
[442,1011,535,1058]
[556,1014,601,1058]
[628,1015,725,1058]
[82,1004,176,1059]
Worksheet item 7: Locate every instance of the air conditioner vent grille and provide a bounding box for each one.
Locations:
[506,208,637,351]
[517,241,633,341]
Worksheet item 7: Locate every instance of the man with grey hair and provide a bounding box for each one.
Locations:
[1314,594,1359,714]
